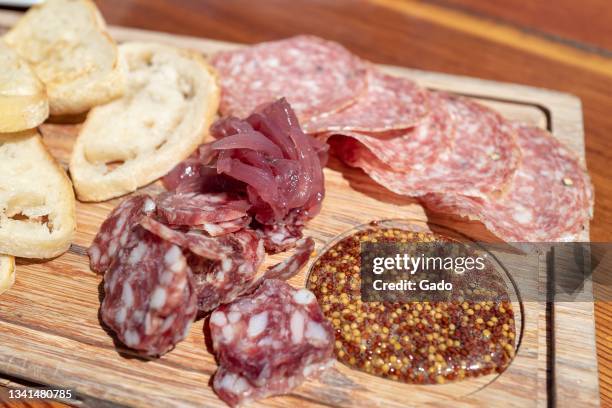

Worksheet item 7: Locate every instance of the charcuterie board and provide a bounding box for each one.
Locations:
[0,10,599,408]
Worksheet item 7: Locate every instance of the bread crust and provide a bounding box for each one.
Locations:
[3,0,126,115]
[0,40,49,132]
[0,130,76,259]
[0,255,15,296]
[69,42,220,202]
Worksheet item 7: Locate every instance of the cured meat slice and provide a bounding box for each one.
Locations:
[200,216,252,237]
[334,93,521,198]
[304,70,429,133]
[155,192,250,227]
[189,233,312,311]
[88,195,156,274]
[189,229,265,312]
[211,35,368,121]
[143,215,265,311]
[140,216,232,260]
[422,124,593,241]
[324,90,453,172]
[261,237,315,282]
[100,226,197,356]
[257,210,307,253]
[210,279,334,407]
[214,364,336,408]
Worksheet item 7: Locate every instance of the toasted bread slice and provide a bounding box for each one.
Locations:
[0,130,76,258]
[0,255,15,296]
[70,42,220,202]
[0,40,48,132]
[3,0,126,115]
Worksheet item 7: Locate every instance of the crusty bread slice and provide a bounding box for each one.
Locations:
[0,255,15,296]
[0,129,76,258]
[70,42,220,202]
[3,0,126,115]
[0,40,48,132]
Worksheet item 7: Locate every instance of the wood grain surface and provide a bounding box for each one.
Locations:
[90,2,612,404]
[0,26,595,405]
[0,0,610,406]
[437,0,612,52]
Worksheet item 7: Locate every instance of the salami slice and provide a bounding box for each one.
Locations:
[155,192,250,227]
[189,229,265,312]
[100,226,197,356]
[422,124,593,241]
[262,237,315,282]
[89,195,156,274]
[211,35,368,121]
[304,70,429,133]
[142,214,309,312]
[200,216,252,237]
[140,216,232,260]
[324,90,453,172]
[257,209,307,253]
[210,279,334,407]
[334,92,521,198]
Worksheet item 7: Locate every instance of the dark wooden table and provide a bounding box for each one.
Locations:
[2,0,611,406]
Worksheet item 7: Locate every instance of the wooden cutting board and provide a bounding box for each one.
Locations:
[0,11,599,408]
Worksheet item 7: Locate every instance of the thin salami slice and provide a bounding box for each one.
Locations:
[140,216,267,311]
[199,216,252,237]
[261,237,315,282]
[211,35,368,121]
[210,279,334,407]
[155,192,250,227]
[257,210,307,253]
[188,229,265,312]
[335,92,521,198]
[88,195,156,274]
[100,226,197,356]
[324,90,453,172]
[304,70,429,133]
[140,217,231,260]
[422,124,593,241]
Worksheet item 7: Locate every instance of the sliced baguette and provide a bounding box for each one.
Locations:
[0,255,15,296]
[70,42,220,202]
[0,40,48,133]
[3,0,126,115]
[0,129,76,258]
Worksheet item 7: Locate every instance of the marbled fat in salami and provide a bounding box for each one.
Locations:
[334,92,521,198]
[304,70,429,133]
[257,210,307,253]
[155,192,250,227]
[422,124,594,241]
[210,279,334,407]
[88,195,156,274]
[141,215,267,311]
[100,226,197,356]
[200,216,252,237]
[211,35,368,121]
[325,90,453,172]
[189,229,265,312]
[140,216,232,260]
[190,235,313,312]
[260,237,315,282]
